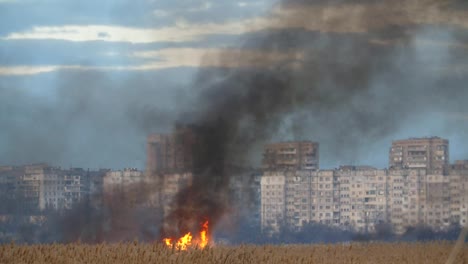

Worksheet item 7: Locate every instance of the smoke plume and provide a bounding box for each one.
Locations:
[160,0,468,239]
[1,0,468,243]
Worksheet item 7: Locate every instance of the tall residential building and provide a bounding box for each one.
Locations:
[85,169,108,210]
[61,168,87,210]
[336,166,387,233]
[311,170,336,227]
[262,141,319,171]
[425,173,451,230]
[160,172,193,216]
[20,164,59,211]
[286,170,313,229]
[103,168,143,193]
[261,171,286,232]
[448,160,468,227]
[387,168,427,233]
[146,126,196,176]
[389,137,449,174]
[13,164,80,211]
[0,166,23,213]
[159,172,194,234]
[228,170,262,228]
[103,168,144,208]
[37,166,87,210]
[0,164,106,213]
[261,167,390,234]
[260,166,468,234]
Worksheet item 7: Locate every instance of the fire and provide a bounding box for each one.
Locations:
[163,220,210,250]
[199,220,209,248]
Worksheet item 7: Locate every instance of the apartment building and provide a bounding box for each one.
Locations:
[337,167,387,233]
[64,168,88,209]
[0,166,23,213]
[20,164,56,211]
[311,170,336,226]
[160,172,193,217]
[262,141,319,171]
[389,137,449,174]
[42,166,65,210]
[387,168,427,233]
[35,166,87,210]
[86,169,108,210]
[261,171,286,232]
[285,170,312,229]
[448,160,468,227]
[228,170,262,227]
[425,173,451,230]
[260,166,468,234]
[146,126,196,176]
[0,164,105,212]
[103,168,143,194]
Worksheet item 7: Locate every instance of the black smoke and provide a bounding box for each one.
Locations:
[1,0,468,244]
[159,0,468,240]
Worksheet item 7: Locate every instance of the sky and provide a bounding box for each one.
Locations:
[1,0,468,170]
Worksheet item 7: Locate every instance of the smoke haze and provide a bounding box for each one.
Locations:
[1,0,468,169]
[1,0,468,243]
[159,0,468,238]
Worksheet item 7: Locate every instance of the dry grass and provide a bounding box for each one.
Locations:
[0,242,467,264]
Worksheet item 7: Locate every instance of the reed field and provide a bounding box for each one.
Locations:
[0,242,467,264]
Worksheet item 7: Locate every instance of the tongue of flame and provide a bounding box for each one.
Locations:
[163,220,209,250]
[199,220,209,248]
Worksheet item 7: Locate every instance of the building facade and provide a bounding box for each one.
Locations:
[261,171,286,232]
[337,166,387,233]
[103,168,143,193]
[159,172,193,216]
[0,164,106,213]
[146,126,196,177]
[389,137,449,174]
[260,166,468,234]
[262,141,319,171]
[447,160,468,227]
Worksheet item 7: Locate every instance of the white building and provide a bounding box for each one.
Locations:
[261,171,286,233]
[260,166,468,234]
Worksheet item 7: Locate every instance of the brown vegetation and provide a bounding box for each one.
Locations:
[0,242,467,264]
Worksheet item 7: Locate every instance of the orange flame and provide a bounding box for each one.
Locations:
[199,220,209,248]
[163,220,210,250]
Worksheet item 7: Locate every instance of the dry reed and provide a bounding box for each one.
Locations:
[0,241,466,264]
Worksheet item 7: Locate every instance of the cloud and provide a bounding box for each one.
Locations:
[97,32,110,38]
[2,0,468,77]
[186,1,212,12]
[153,9,170,18]
[0,48,304,75]
[0,65,142,75]
[2,22,251,43]
[133,48,304,68]
[4,1,468,44]
[237,1,267,8]
[0,65,62,75]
